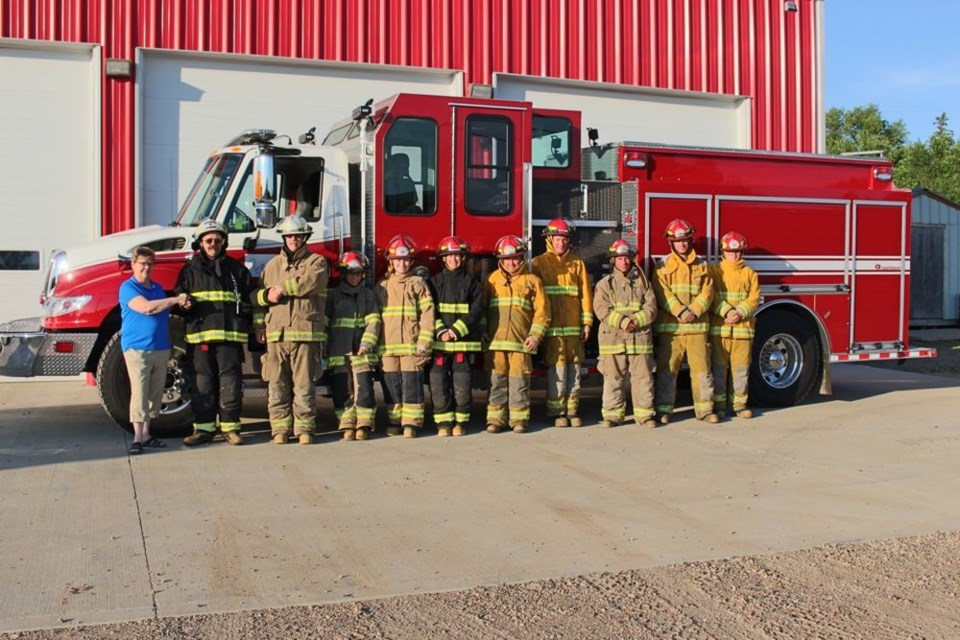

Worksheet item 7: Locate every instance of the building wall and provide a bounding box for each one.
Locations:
[912,191,960,324]
[0,0,824,234]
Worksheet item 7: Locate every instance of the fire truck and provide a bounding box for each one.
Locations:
[0,92,935,434]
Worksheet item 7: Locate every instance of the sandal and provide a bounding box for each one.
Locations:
[128,442,143,455]
[143,438,167,449]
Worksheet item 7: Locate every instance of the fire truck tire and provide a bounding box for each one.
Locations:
[96,332,194,437]
[749,310,820,407]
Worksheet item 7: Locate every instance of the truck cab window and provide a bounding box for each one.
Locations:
[176,154,243,226]
[382,118,437,215]
[532,116,572,168]
[225,157,326,229]
[465,116,513,216]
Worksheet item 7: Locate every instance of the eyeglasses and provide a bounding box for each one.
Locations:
[202,237,224,245]
[133,260,154,267]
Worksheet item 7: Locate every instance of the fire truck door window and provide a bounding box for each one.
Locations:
[383,118,436,215]
[532,116,572,168]
[465,116,513,216]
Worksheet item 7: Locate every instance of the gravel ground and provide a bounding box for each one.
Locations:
[4,532,959,640]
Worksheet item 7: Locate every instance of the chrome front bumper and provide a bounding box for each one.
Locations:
[0,317,97,377]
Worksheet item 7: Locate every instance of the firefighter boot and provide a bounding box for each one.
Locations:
[183,430,214,446]
[700,413,721,425]
[736,408,753,419]
[554,416,570,428]
[386,426,403,437]
[569,415,583,428]
[640,418,658,429]
[298,433,313,445]
[437,427,452,437]
[223,431,244,445]
[403,426,417,439]
[355,427,370,441]
[272,432,288,445]
[341,429,356,441]
[658,413,671,426]
[452,424,466,436]
[486,423,504,434]
[600,420,615,428]
[511,423,527,433]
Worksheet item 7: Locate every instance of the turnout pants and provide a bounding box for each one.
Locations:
[654,332,715,419]
[381,355,426,428]
[541,336,584,418]
[486,350,532,429]
[331,359,376,431]
[429,352,473,430]
[711,335,752,412]
[598,353,655,424]
[188,341,244,433]
[262,341,320,436]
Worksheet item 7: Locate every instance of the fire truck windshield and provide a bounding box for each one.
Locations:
[175,153,243,226]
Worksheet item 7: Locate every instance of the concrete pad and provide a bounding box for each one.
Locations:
[0,365,958,632]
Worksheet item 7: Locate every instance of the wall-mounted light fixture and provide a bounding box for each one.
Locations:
[784,1,798,12]
[469,83,494,99]
[105,58,133,79]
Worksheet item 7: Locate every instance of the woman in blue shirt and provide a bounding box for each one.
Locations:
[120,246,189,454]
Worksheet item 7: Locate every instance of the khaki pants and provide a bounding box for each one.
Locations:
[331,359,376,430]
[123,348,170,422]
[486,351,532,428]
[381,355,427,428]
[598,353,655,423]
[711,335,752,411]
[542,335,584,417]
[655,332,714,418]
[262,341,320,435]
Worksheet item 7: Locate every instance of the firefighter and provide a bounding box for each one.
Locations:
[254,215,329,445]
[484,235,551,433]
[531,218,594,427]
[326,251,381,441]
[652,218,720,425]
[593,239,659,428]
[710,231,760,419]
[177,219,258,446]
[376,235,435,438]
[428,236,483,437]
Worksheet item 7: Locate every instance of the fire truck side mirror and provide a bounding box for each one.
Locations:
[253,152,278,228]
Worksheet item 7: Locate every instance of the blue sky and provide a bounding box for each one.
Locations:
[824,1,960,142]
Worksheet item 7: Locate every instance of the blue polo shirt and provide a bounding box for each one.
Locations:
[119,277,172,352]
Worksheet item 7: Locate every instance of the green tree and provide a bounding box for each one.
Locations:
[893,113,960,203]
[825,104,909,162]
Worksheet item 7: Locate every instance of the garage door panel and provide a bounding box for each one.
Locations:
[139,52,462,227]
[494,73,750,149]
[0,43,98,324]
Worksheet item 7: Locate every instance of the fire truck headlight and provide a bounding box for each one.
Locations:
[43,294,92,318]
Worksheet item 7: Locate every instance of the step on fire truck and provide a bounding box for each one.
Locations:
[0,93,935,434]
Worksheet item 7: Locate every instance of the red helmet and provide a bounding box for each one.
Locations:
[385,234,417,260]
[607,239,637,259]
[494,235,526,259]
[338,251,368,272]
[542,218,573,237]
[437,235,470,257]
[664,218,695,241]
[720,231,749,252]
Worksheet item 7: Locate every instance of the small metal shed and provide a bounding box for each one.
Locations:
[911,188,960,326]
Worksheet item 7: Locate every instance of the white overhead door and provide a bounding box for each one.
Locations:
[0,41,99,324]
[494,73,751,149]
[138,50,463,227]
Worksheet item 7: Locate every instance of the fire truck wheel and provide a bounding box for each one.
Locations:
[749,309,820,407]
[96,332,195,437]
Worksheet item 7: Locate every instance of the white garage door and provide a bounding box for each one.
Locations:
[138,50,463,227]
[494,73,751,149]
[0,41,99,324]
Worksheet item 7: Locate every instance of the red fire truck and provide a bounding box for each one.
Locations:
[0,92,935,434]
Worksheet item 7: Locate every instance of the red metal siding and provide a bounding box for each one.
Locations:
[0,0,822,234]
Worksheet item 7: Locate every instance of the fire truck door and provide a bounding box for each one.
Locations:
[850,201,909,348]
[452,104,528,255]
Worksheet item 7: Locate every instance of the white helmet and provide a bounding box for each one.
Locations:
[277,215,313,238]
